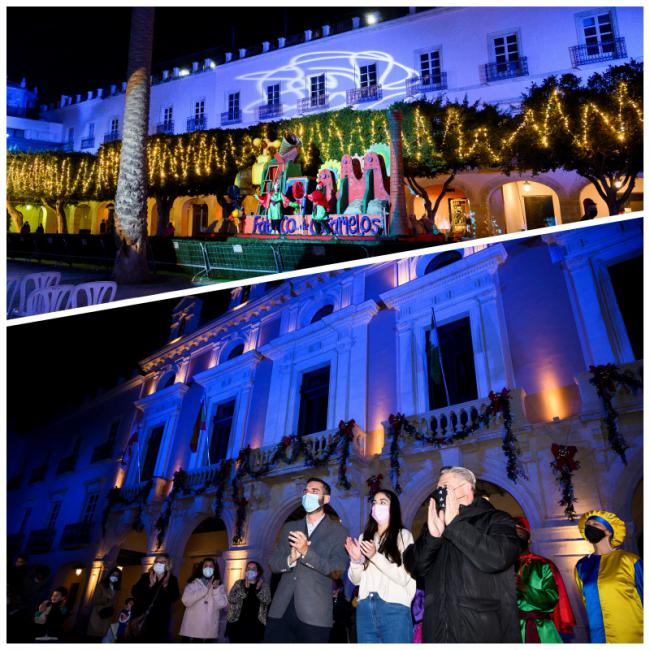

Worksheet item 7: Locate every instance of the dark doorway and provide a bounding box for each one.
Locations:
[209,400,235,463]
[608,255,643,360]
[192,204,208,236]
[297,366,330,436]
[141,426,164,480]
[523,195,555,229]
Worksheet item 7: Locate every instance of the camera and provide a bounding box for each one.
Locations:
[433,486,448,511]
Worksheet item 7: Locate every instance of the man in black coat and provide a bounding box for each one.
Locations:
[403,466,520,643]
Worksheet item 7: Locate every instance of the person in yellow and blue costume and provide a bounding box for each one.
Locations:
[574,510,643,643]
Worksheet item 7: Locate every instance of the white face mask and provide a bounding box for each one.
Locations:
[371,504,390,525]
[153,562,166,575]
[245,570,258,581]
[202,567,214,579]
[109,575,119,583]
[302,493,322,513]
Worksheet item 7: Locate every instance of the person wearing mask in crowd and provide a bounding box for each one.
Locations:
[226,560,272,643]
[514,517,575,643]
[103,597,135,643]
[86,567,122,641]
[130,554,180,642]
[404,466,520,643]
[179,557,227,642]
[345,489,416,643]
[265,477,349,643]
[34,586,68,642]
[329,578,354,643]
[575,510,643,643]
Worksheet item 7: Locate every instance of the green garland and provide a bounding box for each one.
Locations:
[101,479,153,537]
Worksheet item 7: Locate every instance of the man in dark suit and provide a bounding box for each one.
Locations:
[264,477,349,643]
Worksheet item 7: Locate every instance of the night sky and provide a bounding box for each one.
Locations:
[7,289,233,433]
[7,6,409,103]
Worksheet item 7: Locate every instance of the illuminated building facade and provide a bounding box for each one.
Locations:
[8,6,644,235]
[7,218,643,640]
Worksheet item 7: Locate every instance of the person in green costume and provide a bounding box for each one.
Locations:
[514,517,575,643]
[255,180,291,236]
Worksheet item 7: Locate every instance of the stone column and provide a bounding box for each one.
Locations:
[387,109,410,236]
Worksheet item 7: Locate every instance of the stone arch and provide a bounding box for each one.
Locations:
[486,178,564,233]
[219,338,247,363]
[156,365,178,391]
[578,177,644,219]
[96,201,115,234]
[299,292,340,328]
[72,203,92,233]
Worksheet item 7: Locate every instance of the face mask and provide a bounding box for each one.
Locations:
[245,570,258,581]
[110,575,119,583]
[302,493,322,513]
[585,525,607,544]
[153,562,166,575]
[202,567,214,578]
[371,504,390,525]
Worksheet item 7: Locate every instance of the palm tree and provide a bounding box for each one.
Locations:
[113,7,154,283]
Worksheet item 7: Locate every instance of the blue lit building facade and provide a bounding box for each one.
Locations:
[7,218,643,640]
[7,6,644,234]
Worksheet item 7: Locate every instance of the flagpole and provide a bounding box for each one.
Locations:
[431,306,451,407]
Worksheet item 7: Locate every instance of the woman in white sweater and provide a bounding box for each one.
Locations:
[345,489,416,643]
[179,558,228,641]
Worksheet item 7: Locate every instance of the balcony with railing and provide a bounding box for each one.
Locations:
[346,84,383,105]
[220,110,242,126]
[258,103,284,121]
[381,388,527,456]
[405,73,448,97]
[156,120,175,135]
[103,130,120,144]
[80,136,95,149]
[186,115,207,132]
[26,528,56,554]
[60,521,93,549]
[56,454,78,475]
[29,465,47,484]
[570,37,627,67]
[480,57,529,83]
[91,440,115,463]
[297,94,330,114]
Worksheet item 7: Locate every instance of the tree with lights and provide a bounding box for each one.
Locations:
[503,62,643,217]
[402,99,507,231]
[113,7,155,283]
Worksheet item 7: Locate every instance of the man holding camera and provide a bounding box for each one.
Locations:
[404,466,520,643]
[265,477,349,643]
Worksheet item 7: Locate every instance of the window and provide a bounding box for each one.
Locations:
[311,304,334,323]
[426,317,478,409]
[209,400,235,463]
[110,118,119,134]
[226,343,244,360]
[227,92,240,119]
[163,106,173,125]
[194,100,205,118]
[88,123,95,137]
[424,251,463,274]
[582,12,615,54]
[310,74,326,106]
[493,33,520,69]
[420,50,442,85]
[297,366,330,436]
[608,256,642,360]
[267,84,280,106]
[47,501,62,530]
[82,491,100,523]
[359,64,377,88]
[67,127,74,143]
[141,425,164,480]
[240,284,251,304]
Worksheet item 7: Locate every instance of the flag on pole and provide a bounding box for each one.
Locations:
[427,307,451,406]
[190,398,206,452]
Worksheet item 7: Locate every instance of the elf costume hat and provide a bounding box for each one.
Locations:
[578,510,626,547]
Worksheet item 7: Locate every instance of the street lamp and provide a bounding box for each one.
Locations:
[522,180,531,192]
[366,13,378,25]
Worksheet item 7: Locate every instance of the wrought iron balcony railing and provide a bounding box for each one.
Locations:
[29,465,47,484]
[297,94,330,114]
[60,521,93,549]
[91,440,115,463]
[220,110,242,126]
[56,455,78,475]
[258,103,284,120]
[569,37,627,67]
[405,73,448,97]
[103,130,120,144]
[186,115,207,132]
[480,57,529,83]
[26,528,56,555]
[346,84,383,105]
[80,136,95,149]
[156,120,175,135]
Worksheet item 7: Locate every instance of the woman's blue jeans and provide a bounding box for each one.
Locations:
[356,592,414,643]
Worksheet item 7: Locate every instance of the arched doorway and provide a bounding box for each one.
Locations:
[112,529,148,612]
[73,205,92,234]
[96,202,115,234]
[411,479,526,537]
[488,180,561,233]
[171,516,229,639]
[579,177,644,219]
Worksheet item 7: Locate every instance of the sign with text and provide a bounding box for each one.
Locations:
[251,214,385,237]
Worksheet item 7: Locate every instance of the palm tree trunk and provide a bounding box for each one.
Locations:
[113,7,154,283]
[7,200,24,232]
[387,109,411,236]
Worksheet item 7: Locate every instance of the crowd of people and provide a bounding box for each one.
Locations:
[7,468,643,643]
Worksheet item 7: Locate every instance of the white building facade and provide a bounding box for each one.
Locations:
[8,6,644,235]
[8,218,643,640]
